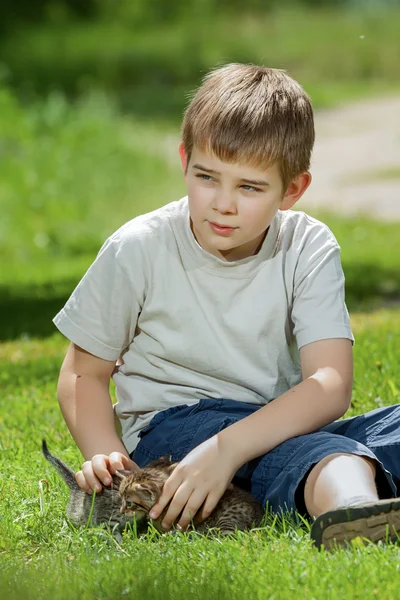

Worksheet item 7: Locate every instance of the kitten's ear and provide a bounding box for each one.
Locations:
[115,469,133,479]
[160,454,177,468]
[158,454,173,463]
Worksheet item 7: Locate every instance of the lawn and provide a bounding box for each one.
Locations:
[1,65,400,598]
[0,308,399,599]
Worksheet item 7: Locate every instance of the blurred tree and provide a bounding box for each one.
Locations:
[1,0,398,117]
[1,0,396,34]
[0,0,97,33]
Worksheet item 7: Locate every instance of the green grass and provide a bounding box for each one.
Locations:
[1,44,400,597]
[0,309,399,599]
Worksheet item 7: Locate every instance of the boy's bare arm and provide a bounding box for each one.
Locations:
[57,343,126,458]
[57,343,137,491]
[218,338,353,468]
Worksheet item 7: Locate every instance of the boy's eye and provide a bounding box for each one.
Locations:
[195,174,261,192]
[242,185,261,193]
[196,174,214,182]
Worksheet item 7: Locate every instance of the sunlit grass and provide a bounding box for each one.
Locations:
[0,308,399,598]
[1,11,400,592]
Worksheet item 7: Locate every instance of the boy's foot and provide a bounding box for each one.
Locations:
[310,497,400,550]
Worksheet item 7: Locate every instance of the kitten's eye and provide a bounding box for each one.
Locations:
[125,500,135,508]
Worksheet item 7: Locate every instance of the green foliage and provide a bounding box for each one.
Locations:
[0,85,185,339]
[0,86,182,268]
[0,0,96,33]
[1,5,399,117]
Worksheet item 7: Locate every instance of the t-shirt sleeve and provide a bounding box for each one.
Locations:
[53,235,143,361]
[291,225,354,350]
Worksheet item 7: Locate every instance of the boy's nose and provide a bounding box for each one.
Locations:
[213,191,236,214]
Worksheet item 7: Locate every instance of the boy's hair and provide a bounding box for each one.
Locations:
[181,63,315,192]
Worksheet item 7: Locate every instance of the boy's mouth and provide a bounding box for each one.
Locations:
[209,222,237,235]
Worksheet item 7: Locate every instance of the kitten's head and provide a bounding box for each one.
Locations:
[116,456,178,522]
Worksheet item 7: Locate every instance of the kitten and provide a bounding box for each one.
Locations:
[117,455,265,536]
[41,440,142,534]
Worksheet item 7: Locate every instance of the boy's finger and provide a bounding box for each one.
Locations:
[193,494,217,525]
[108,460,124,474]
[91,455,113,486]
[75,470,93,493]
[82,461,103,492]
[160,486,193,530]
[149,474,182,521]
[108,452,132,475]
[162,499,187,530]
[148,501,162,520]
[149,492,173,521]
[121,455,139,471]
[177,490,206,530]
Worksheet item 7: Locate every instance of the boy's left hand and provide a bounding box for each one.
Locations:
[148,434,240,531]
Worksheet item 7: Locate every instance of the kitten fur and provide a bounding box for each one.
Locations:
[41,440,141,533]
[117,456,265,536]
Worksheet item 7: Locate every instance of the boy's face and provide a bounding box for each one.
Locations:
[180,144,311,261]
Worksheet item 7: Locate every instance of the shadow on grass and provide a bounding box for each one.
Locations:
[1,281,77,341]
[2,262,399,342]
[342,263,400,312]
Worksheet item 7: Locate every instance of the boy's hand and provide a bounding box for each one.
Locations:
[148,435,239,532]
[75,452,138,494]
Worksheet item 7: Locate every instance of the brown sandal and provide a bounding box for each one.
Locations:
[310,497,400,550]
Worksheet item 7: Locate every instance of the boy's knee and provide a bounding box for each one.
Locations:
[303,453,379,518]
[307,452,376,485]
[305,453,377,501]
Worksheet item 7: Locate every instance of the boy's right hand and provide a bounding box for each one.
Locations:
[75,453,138,494]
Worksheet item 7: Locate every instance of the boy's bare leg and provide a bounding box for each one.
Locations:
[304,452,379,518]
[305,453,400,549]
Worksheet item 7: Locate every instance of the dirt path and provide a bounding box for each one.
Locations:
[299,95,400,221]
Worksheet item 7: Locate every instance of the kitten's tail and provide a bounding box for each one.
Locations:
[42,439,80,491]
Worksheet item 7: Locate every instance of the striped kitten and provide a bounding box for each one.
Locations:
[117,455,265,536]
[42,440,141,534]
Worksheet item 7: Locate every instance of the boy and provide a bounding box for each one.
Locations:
[54,63,400,550]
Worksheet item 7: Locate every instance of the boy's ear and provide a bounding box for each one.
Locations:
[280,171,312,211]
[179,142,188,178]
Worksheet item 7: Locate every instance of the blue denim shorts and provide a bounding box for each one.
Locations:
[131,399,400,517]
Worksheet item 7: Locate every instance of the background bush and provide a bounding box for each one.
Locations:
[1,0,399,118]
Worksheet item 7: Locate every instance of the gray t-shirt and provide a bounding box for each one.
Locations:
[53,196,354,454]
